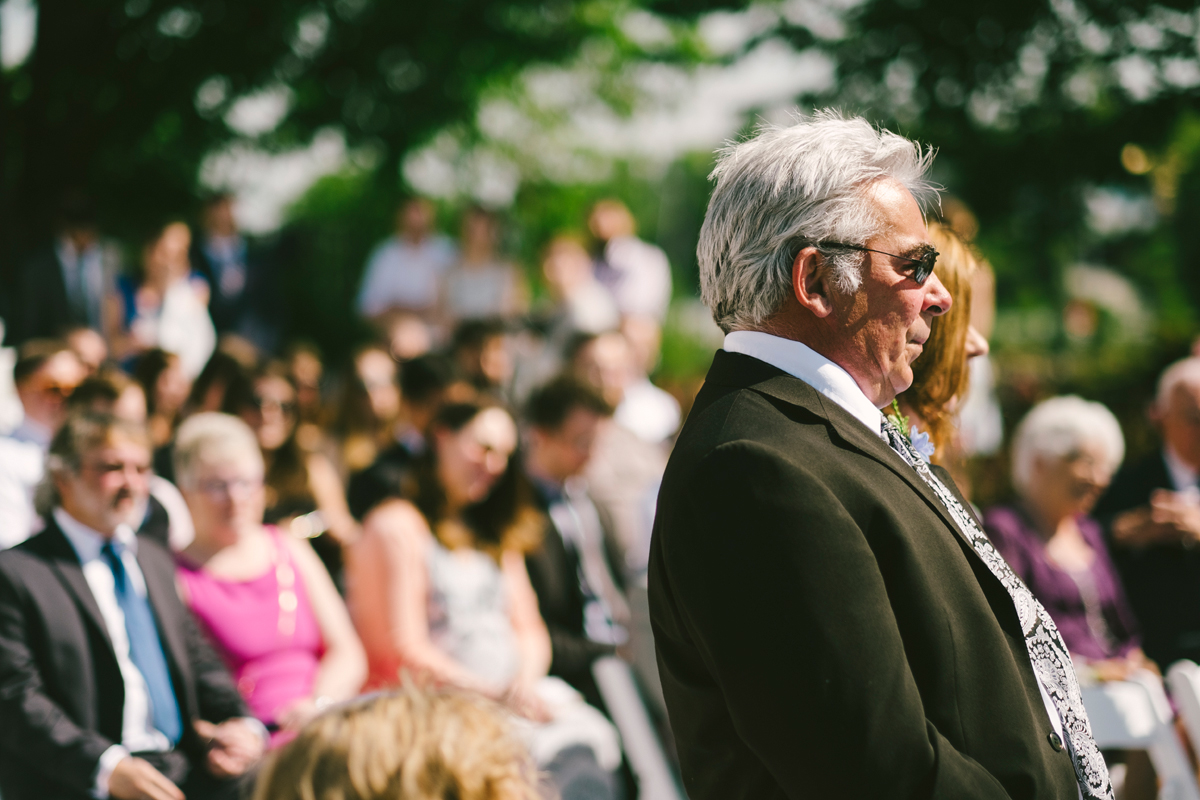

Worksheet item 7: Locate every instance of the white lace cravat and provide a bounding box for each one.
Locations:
[882,418,1113,800]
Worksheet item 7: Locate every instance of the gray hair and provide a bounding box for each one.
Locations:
[1011,396,1125,496]
[1156,357,1200,410]
[173,412,264,489]
[36,412,150,516]
[698,110,939,333]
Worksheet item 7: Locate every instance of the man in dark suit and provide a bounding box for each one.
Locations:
[0,413,263,799]
[7,192,119,346]
[190,193,281,353]
[1093,357,1200,668]
[522,375,627,708]
[651,113,1109,799]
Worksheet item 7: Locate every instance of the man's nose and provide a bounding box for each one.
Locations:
[923,273,953,317]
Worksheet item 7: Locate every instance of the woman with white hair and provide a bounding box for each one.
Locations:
[173,413,366,747]
[983,396,1148,678]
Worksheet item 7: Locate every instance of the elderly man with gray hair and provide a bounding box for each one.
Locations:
[649,111,1110,800]
[1095,357,1200,670]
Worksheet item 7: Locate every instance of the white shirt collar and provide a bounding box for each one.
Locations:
[723,330,885,439]
[54,507,138,563]
[1164,445,1199,493]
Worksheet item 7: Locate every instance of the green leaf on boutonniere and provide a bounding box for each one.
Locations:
[886,399,910,435]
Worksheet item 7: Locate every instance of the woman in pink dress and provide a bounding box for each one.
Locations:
[173,412,366,746]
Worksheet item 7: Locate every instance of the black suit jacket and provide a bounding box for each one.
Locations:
[1092,450,1200,666]
[649,351,1079,800]
[9,246,76,343]
[190,237,282,352]
[0,520,249,799]
[525,485,620,708]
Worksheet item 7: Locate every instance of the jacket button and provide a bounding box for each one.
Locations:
[1047,732,1064,752]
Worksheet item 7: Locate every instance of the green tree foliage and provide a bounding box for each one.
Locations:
[806,0,1200,315]
[0,0,738,270]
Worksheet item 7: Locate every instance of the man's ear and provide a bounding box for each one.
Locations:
[792,246,835,319]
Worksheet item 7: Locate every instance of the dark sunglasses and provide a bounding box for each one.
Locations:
[820,242,939,285]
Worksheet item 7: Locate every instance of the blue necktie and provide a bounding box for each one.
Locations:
[101,540,184,744]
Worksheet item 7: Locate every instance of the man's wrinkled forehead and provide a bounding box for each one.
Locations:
[84,432,151,464]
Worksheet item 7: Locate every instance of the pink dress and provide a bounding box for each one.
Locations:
[177,527,323,746]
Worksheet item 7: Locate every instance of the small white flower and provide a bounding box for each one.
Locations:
[910,426,935,462]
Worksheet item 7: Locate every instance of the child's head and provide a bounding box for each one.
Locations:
[253,687,540,800]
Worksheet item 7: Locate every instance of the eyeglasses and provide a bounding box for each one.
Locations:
[83,460,152,478]
[194,477,263,498]
[253,396,297,415]
[33,382,77,398]
[819,242,939,285]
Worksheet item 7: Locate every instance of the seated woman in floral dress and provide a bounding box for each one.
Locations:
[347,398,621,800]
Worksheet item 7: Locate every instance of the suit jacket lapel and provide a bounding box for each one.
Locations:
[704,351,979,553]
[37,522,115,652]
[136,544,194,708]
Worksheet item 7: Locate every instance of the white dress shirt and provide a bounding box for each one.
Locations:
[721,331,1070,761]
[55,508,172,798]
[1164,445,1199,495]
[56,237,107,331]
[0,419,53,549]
[356,234,457,316]
[616,378,681,445]
[596,236,672,322]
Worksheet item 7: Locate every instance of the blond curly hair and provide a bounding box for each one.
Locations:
[252,687,541,800]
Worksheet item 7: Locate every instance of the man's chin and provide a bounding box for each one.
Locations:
[891,369,916,400]
[108,501,143,529]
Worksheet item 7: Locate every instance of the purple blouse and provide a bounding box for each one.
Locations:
[982,505,1141,661]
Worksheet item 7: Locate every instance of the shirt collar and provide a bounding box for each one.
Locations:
[54,507,138,563]
[723,330,885,439]
[1164,445,1199,493]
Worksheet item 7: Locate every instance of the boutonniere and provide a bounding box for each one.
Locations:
[887,400,936,462]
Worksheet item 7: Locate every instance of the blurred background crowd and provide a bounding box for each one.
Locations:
[6,0,1200,797]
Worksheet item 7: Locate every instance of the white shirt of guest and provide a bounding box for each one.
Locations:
[596,236,672,322]
[1164,445,1199,495]
[356,234,457,317]
[0,419,54,549]
[721,330,1071,760]
[54,508,172,798]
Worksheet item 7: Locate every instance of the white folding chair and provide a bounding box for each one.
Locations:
[1167,661,1200,758]
[1082,670,1200,800]
[592,655,686,800]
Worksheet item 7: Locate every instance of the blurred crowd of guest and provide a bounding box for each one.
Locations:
[0,190,678,800]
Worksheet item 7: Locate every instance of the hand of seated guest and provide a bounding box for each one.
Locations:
[277,696,324,733]
[1150,489,1200,544]
[504,678,553,723]
[1084,649,1159,683]
[194,718,264,778]
[108,756,184,800]
[1112,498,1194,547]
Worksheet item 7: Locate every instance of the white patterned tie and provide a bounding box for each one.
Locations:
[882,418,1113,800]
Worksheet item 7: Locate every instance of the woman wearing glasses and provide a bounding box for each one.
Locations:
[174,413,366,747]
[232,361,360,585]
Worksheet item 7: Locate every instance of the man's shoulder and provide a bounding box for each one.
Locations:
[0,529,63,584]
[133,533,178,574]
[676,352,827,450]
